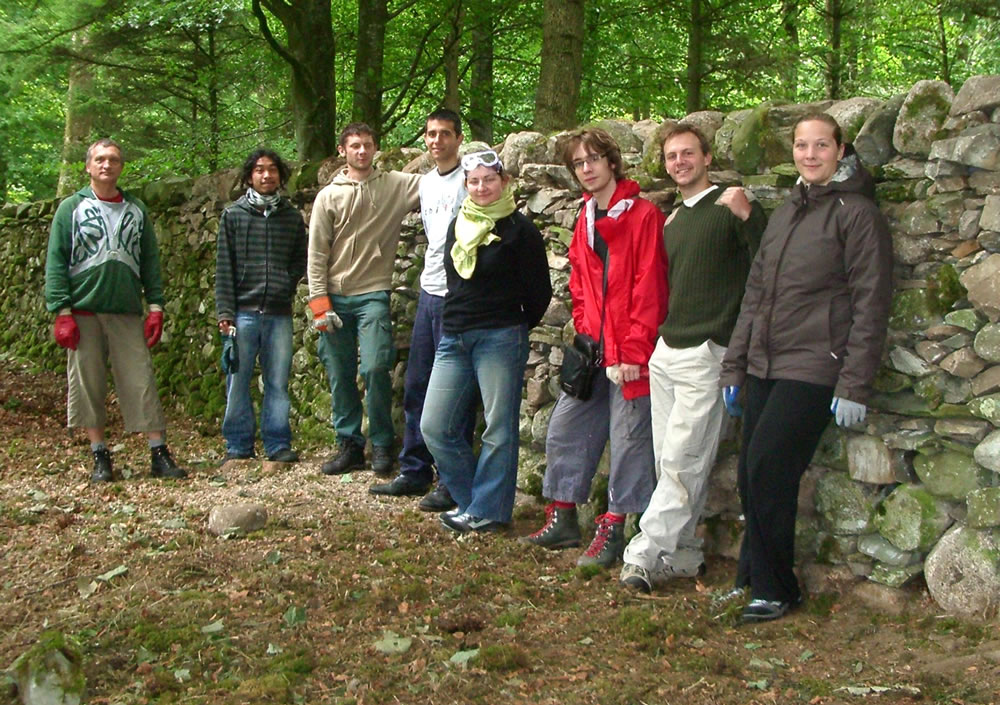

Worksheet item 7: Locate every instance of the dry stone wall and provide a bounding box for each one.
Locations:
[3,74,1000,615]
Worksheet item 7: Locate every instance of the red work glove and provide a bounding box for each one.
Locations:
[308,296,342,332]
[144,311,164,348]
[53,314,80,350]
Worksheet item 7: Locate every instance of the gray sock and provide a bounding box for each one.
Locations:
[91,442,107,452]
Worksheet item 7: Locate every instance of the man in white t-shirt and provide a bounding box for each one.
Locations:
[369,109,470,511]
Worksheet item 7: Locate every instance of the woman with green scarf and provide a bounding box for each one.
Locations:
[421,150,552,534]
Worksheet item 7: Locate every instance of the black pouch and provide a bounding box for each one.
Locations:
[559,333,602,401]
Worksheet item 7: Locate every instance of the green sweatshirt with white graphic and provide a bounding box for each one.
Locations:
[45,186,164,314]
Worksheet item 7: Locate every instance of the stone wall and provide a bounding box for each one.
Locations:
[3,74,1000,615]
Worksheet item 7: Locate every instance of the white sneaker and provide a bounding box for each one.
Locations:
[620,562,652,593]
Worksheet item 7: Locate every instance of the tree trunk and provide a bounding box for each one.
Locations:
[57,34,95,198]
[207,25,220,172]
[253,0,337,162]
[468,5,494,143]
[826,0,843,99]
[533,0,585,132]
[781,0,800,101]
[936,3,950,83]
[352,0,388,137]
[685,0,704,114]
[443,1,463,113]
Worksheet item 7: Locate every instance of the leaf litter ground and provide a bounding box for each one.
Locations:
[1,356,998,705]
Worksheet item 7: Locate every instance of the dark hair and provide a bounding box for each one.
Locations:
[86,138,124,163]
[661,123,712,157]
[240,148,291,189]
[339,122,376,147]
[793,113,843,145]
[425,108,462,136]
[562,128,625,185]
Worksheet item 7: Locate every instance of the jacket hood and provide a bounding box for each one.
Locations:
[332,166,383,186]
[793,143,876,204]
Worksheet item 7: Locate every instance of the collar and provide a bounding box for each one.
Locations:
[682,184,719,207]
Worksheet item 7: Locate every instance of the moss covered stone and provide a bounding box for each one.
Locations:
[969,393,1000,425]
[913,449,990,500]
[815,471,879,535]
[889,289,939,331]
[966,488,1000,528]
[874,483,953,552]
[10,631,86,705]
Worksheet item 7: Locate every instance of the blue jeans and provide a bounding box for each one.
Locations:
[222,312,293,457]
[398,291,475,483]
[421,325,528,523]
[316,291,395,448]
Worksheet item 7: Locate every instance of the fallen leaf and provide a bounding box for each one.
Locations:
[283,606,307,627]
[96,564,128,582]
[450,648,479,666]
[374,630,412,654]
[76,578,98,599]
[201,620,224,634]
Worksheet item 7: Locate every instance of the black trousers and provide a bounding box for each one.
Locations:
[734,376,834,603]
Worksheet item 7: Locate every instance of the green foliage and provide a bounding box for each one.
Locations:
[1,0,999,204]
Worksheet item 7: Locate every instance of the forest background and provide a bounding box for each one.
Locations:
[1,0,999,205]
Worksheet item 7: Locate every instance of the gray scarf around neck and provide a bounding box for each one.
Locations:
[246,187,282,217]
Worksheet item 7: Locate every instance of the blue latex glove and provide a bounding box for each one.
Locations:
[723,385,742,417]
[831,396,866,427]
[220,330,239,374]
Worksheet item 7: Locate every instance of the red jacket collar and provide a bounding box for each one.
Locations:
[582,178,640,209]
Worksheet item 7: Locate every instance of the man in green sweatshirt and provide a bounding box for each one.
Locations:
[44,138,188,483]
[308,123,421,477]
[620,124,766,593]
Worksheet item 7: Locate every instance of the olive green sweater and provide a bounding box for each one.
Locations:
[659,190,766,348]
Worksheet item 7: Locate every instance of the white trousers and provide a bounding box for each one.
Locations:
[623,338,726,573]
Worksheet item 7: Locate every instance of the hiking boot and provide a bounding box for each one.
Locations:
[150,445,188,479]
[576,514,625,568]
[520,503,581,549]
[371,446,394,477]
[91,448,113,483]
[620,560,706,593]
[418,484,456,512]
[321,440,365,475]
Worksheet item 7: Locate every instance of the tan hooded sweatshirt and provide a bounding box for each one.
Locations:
[307,167,420,299]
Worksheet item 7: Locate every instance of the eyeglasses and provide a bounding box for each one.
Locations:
[461,150,503,172]
[571,153,606,171]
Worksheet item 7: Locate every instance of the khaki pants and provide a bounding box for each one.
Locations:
[623,338,727,573]
[67,313,166,432]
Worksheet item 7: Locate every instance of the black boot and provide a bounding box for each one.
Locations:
[371,446,394,477]
[91,448,113,483]
[150,445,188,479]
[321,440,365,475]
